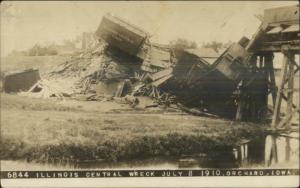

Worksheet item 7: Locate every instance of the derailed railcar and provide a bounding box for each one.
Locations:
[160,38,252,118]
[95,14,149,57]
[3,69,40,93]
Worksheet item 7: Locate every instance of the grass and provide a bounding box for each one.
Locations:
[1,93,266,163]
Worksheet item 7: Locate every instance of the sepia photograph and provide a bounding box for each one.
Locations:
[0,0,299,187]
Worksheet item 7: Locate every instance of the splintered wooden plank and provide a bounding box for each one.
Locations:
[150,68,173,81]
[115,81,125,97]
[266,26,283,34]
[282,24,299,33]
[151,74,173,87]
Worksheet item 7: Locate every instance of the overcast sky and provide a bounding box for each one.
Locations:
[1,1,298,57]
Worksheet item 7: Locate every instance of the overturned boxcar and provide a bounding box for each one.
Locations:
[160,38,251,118]
[95,14,149,56]
[3,69,40,93]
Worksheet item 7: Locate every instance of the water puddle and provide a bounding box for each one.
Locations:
[1,132,299,170]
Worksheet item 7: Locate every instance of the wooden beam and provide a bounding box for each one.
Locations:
[271,135,278,164]
[263,40,300,46]
[279,134,300,139]
[281,88,300,93]
[261,55,269,118]
[265,54,277,106]
[281,93,299,109]
[282,56,299,85]
[236,100,243,121]
[257,45,300,53]
[271,54,289,128]
[287,53,295,129]
[277,107,300,128]
[283,70,299,85]
[259,55,264,68]
[285,137,290,161]
[266,127,300,133]
[290,59,300,70]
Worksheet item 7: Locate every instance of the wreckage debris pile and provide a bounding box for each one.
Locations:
[23,43,125,96]
[18,13,268,120]
[20,40,177,110]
